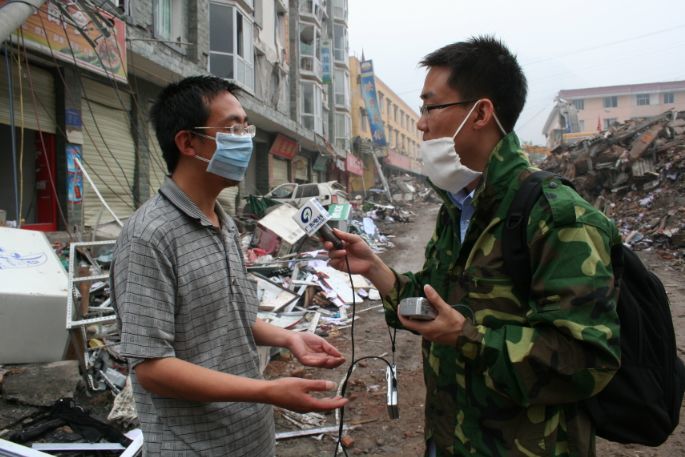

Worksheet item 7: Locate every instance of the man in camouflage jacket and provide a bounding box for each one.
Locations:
[325,37,621,456]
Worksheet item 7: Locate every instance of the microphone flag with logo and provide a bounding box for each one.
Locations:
[292,198,343,249]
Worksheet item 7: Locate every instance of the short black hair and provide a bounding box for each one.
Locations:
[420,36,527,132]
[150,75,239,173]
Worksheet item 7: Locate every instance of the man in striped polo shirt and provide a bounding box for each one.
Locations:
[111,76,347,456]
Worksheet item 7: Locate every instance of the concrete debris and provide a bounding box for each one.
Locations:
[107,378,136,428]
[540,110,685,269]
[275,408,327,429]
[1,361,80,407]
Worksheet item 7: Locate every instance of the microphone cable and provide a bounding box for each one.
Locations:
[333,255,398,457]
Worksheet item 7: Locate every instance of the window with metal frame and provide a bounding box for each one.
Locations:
[209,2,255,92]
[603,96,618,108]
[636,94,650,106]
[301,82,323,134]
[333,24,347,61]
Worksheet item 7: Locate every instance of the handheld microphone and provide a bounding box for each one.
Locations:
[292,198,344,249]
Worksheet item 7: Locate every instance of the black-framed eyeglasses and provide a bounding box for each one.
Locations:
[419,100,476,116]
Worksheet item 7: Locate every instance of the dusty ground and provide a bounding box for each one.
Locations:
[270,200,685,457]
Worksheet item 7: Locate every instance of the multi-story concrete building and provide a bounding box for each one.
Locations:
[543,80,685,149]
[0,0,349,232]
[292,0,352,187]
[348,55,421,193]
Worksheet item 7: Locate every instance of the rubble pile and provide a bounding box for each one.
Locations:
[540,110,685,267]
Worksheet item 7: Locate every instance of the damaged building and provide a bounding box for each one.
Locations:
[542,80,685,150]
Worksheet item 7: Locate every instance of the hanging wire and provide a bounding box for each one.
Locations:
[58,0,170,195]
[31,12,136,211]
[105,15,171,192]
[73,0,174,193]
[16,48,25,227]
[55,8,134,195]
[3,44,20,225]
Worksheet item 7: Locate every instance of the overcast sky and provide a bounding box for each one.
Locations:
[348,0,685,145]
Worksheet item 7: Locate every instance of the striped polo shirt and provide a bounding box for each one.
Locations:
[111,177,274,456]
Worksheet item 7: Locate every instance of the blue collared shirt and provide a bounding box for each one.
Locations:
[448,188,476,243]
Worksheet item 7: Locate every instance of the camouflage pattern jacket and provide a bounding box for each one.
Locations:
[382,133,621,456]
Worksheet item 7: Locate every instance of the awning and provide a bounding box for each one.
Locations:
[270,134,299,159]
[346,154,364,176]
[384,148,414,173]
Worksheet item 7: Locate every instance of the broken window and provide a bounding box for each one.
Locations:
[573,99,584,110]
[663,92,675,104]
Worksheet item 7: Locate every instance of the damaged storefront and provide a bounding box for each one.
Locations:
[0,57,58,231]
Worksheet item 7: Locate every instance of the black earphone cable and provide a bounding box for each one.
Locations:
[333,256,397,456]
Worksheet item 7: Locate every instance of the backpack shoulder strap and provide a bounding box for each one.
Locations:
[502,170,559,301]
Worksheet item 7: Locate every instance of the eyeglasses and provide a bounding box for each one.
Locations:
[193,124,256,137]
[419,100,476,116]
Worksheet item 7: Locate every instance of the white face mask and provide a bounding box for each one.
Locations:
[420,100,507,193]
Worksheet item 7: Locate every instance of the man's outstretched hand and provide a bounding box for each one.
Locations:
[265,378,348,413]
[288,331,346,369]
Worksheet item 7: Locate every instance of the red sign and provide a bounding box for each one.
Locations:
[346,154,364,176]
[269,134,299,159]
[384,148,412,171]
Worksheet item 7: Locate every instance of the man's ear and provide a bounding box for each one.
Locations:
[472,99,495,131]
[175,130,198,157]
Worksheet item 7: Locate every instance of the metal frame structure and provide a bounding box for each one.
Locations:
[65,240,117,329]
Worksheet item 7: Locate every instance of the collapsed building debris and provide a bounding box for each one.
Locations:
[540,110,685,268]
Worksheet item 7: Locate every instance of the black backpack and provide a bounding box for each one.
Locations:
[502,170,685,446]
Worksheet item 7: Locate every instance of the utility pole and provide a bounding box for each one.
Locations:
[369,148,394,203]
[0,0,46,45]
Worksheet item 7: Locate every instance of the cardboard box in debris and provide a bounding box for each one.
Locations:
[0,190,422,450]
[540,110,685,266]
